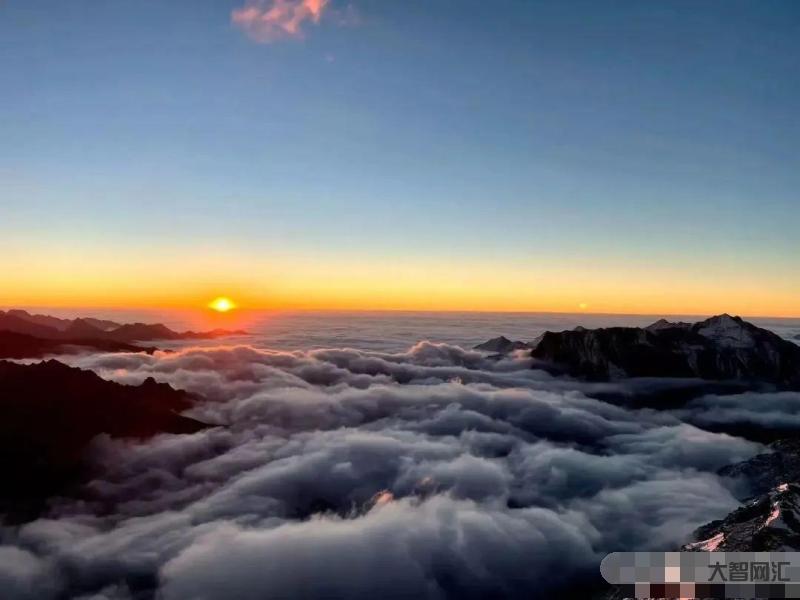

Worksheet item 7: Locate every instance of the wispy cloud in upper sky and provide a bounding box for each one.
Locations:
[232,0,330,43]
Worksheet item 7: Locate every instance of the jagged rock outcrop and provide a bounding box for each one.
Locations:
[474,336,530,353]
[684,483,800,551]
[680,441,800,552]
[599,460,800,595]
[531,314,800,386]
[0,360,207,519]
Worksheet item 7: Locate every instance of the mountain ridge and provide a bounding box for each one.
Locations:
[0,309,248,358]
[0,359,208,520]
[0,330,157,359]
[525,314,800,387]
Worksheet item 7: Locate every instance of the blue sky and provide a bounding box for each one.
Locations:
[1,0,798,314]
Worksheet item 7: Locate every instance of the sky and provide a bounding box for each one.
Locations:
[1,0,798,316]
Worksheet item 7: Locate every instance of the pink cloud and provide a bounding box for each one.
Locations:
[232,0,331,43]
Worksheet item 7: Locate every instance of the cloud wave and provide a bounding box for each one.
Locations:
[0,342,764,599]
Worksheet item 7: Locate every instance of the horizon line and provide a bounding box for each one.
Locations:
[3,304,799,321]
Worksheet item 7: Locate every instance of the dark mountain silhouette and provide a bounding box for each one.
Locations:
[0,313,161,358]
[62,317,111,339]
[116,322,178,339]
[0,311,64,338]
[0,309,247,347]
[101,322,247,342]
[5,309,121,331]
[0,330,156,359]
[529,314,800,386]
[181,327,249,339]
[0,359,207,520]
[104,322,184,341]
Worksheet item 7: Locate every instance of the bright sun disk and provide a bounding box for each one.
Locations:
[209,297,236,312]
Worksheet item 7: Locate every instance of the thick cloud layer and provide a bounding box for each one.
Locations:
[679,391,800,430]
[1,342,763,599]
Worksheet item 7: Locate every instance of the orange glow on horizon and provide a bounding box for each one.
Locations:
[1,243,799,318]
[4,290,799,319]
[4,282,800,319]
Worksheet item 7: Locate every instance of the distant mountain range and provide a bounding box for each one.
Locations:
[473,336,531,353]
[3,308,122,332]
[0,330,157,359]
[477,314,800,388]
[719,439,800,497]
[0,309,247,358]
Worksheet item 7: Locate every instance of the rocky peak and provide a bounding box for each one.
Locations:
[692,313,760,349]
[62,318,107,338]
[684,482,800,551]
[530,314,800,386]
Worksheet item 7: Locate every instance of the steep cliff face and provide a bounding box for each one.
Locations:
[530,314,800,386]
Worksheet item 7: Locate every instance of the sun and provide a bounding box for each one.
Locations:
[208,297,237,313]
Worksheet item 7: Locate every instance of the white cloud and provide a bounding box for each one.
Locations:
[0,342,763,598]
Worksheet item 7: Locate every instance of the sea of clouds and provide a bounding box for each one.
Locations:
[0,342,767,599]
